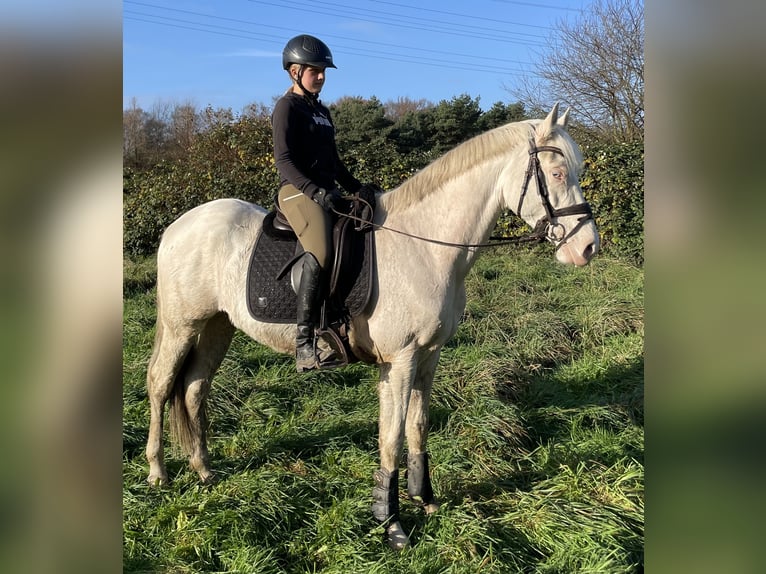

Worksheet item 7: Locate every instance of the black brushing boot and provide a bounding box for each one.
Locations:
[372,468,400,525]
[372,468,409,549]
[407,451,440,514]
[295,254,322,372]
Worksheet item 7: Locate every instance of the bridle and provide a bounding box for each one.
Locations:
[517,142,594,250]
[333,142,594,250]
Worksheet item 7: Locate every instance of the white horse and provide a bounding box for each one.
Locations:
[144,104,599,549]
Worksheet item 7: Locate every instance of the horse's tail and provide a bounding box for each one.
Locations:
[168,349,198,457]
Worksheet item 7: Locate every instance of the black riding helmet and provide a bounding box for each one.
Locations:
[282,34,337,70]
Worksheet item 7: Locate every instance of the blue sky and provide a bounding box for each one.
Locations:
[123,0,587,113]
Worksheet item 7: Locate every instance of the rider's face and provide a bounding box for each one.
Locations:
[300,66,326,94]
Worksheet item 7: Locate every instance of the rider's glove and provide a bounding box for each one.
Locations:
[312,188,341,212]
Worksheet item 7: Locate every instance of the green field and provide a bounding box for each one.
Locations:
[123,245,644,573]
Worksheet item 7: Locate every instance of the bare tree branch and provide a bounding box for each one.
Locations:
[511,0,644,143]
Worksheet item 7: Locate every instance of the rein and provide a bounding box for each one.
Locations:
[333,142,593,251]
[333,204,545,249]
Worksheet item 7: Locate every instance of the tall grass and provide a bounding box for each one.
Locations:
[123,245,643,573]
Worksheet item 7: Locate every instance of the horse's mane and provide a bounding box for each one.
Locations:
[379,120,541,214]
[379,119,582,214]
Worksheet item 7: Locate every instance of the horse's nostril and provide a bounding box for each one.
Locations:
[583,243,595,260]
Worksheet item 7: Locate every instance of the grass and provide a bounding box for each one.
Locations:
[123,245,644,573]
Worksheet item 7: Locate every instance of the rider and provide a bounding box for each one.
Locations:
[272,34,364,372]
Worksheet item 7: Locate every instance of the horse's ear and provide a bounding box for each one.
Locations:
[536,102,560,143]
[558,107,571,128]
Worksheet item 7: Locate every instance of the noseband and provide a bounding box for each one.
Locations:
[517,143,593,248]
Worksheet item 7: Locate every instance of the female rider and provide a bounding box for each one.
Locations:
[272,34,363,372]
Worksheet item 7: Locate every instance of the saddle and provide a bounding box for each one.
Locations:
[246,192,375,367]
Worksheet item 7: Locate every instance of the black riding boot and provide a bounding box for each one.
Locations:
[295,254,323,372]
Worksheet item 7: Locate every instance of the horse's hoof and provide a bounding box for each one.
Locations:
[198,471,217,485]
[386,522,410,551]
[147,475,168,488]
[410,496,440,515]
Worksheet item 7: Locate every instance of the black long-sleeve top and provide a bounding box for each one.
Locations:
[271,92,361,199]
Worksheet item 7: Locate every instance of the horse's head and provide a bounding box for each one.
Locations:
[503,104,600,266]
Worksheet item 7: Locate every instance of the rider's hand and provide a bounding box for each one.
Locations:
[313,188,341,212]
[358,183,380,210]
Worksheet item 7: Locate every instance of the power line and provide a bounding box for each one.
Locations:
[244,0,543,44]
[491,0,582,10]
[250,0,547,38]
[368,0,558,29]
[124,13,534,76]
[123,11,285,43]
[124,2,539,67]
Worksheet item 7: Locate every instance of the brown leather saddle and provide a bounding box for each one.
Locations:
[246,193,375,367]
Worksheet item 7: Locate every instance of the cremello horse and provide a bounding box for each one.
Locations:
[145,104,599,549]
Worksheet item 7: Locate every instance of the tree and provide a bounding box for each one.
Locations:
[168,102,201,157]
[242,102,271,120]
[199,105,235,132]
[123,98,148,168]
[330,96,392,152]
[512,0,643,143]
[388,108,434,156]
[429,94,482,154]
[383,97,432,122]
[121,100,170,169]
[123,99,204,168]
[477,101,528,132]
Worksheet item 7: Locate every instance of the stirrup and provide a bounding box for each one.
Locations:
[296,336,342,372]
[315,327,350,369]
[296,356,318,373]
[296,340,318,372]
[316,337,342,368]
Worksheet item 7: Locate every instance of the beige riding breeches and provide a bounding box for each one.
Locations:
[277,184,333,269]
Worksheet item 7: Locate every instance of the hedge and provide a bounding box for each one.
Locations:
[123,121,643,265]
[580,141,644,264]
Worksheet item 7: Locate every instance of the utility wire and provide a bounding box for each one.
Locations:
[124,13,535,76]
[122,0,568,80]
[245,0,542,44]
[368,0,561,29]
[124,1,538,63]
[124,0,544,73]
[247,0,547,38]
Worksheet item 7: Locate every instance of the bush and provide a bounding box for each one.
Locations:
[123,110,644,265]
[580,141,644,264]
[123,116,279,256]
[123,115,428,256]
[341,138,434,191]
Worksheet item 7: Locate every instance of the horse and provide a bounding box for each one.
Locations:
[144,104,599,549]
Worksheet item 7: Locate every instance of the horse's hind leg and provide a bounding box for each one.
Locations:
[145,320,195,486]
[405,350,441,515]
[175,312,235,484]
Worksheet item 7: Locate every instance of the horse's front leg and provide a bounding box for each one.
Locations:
[374,355,416,550]
[405,349,441,515]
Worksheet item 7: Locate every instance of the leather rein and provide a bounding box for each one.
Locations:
[334,143,594,250]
